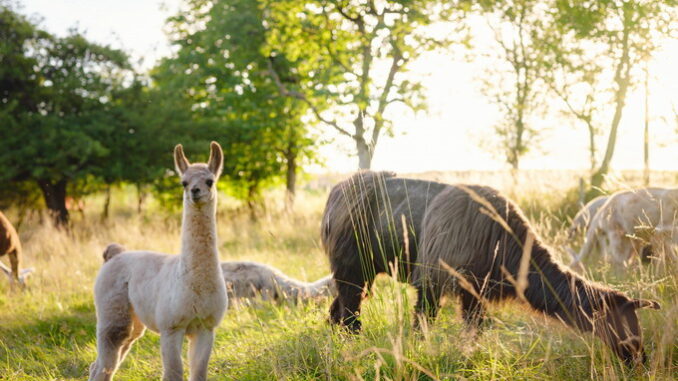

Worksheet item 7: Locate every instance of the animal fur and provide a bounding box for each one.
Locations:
[568,195,608,238]
[102,243,126,262]
[321,171,448,330]
[0,211,32,287]
[413,185,661,365]
[89,142,228,381]
[103,244,334,303]
[221,262,334,303]
[570,188,678,268]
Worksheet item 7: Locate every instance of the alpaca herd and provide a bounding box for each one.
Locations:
[2,144,674,379]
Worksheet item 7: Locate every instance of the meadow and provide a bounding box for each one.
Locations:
[0,170,676,380]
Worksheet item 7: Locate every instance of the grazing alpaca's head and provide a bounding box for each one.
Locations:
[585,292,660,365]
[174,142,223,206]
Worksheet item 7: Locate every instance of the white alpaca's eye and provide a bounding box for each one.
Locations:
[206,180,214,187]
[181,181,188,188]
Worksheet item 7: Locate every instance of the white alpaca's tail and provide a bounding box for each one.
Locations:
[103,243,126,262]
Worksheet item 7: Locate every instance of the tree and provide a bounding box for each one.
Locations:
[263,0,467,169]
[541,20,607,171]
[92,76,189,218]
[553,0,676,194]
[0,5,133,224]
[158,0,318,212]
[478,0,551,170]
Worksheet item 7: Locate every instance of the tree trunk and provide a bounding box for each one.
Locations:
[356,136,372,170]
[136,183,146,214]
[643,61,650,186]
[589,25,631,193]
[102,183,112,221]
[37,178,69,226]
[587,122,597,171]
[508,119,524,171]
[353,114,373,170]
[285,150,297,212]
[246,185,258,222]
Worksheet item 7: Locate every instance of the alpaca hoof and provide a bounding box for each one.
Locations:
[343,316,361,333]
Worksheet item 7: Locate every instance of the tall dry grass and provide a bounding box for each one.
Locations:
[0,170,675,380]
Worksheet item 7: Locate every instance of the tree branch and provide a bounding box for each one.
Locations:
[266,57,353,138]
[371,44,402,146]
[335,2,360,23]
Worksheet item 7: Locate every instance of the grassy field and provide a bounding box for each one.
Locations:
[0,171,676,380]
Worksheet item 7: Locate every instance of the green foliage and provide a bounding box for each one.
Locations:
[262,0,468,168]
[0,3,147,223]
[546,0,677,192]
[156,0,318,209]
[0,3,194,222]
[477,0,554,170]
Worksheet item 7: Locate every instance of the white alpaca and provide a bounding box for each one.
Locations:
[89,142,228,381]
[221,261,335,303]
[570,187,678,268]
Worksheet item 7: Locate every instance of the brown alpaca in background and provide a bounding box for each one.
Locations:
[0,211,33,287]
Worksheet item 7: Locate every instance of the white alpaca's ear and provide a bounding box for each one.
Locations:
[174,144,190,175]
[208,141,223,177]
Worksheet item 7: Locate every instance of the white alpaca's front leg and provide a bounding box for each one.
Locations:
[161,329,185,381]
[188,329,215,381]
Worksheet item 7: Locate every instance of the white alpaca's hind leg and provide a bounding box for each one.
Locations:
[88,321,133,381]
[118,314,146,364]
[160,329,185,381]
[188,329,215,381]
[89,286,135,381]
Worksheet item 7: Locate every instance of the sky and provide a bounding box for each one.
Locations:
[20,0,678,173]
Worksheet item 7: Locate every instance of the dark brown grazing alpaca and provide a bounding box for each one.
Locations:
[321,171,448,331]
[0,211,23,285]
[413,185,661,365]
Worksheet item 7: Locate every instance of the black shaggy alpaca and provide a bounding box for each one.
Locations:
[414,185,660,365]
[322,171,660,365]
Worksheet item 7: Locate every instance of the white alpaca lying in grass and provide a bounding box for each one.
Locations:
[105,244,335,304]
[220,261,335,303]
[89,142,228,381]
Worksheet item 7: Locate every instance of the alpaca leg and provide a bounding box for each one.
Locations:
[414,281,441,326]
[188,329,214,381]
[329,272,374,332]
[8,249,20,284]
[118,315,146,365]
[88,322,133,381]
[607,230,632,267]
[160,329,185,381]
[460,290,486,330]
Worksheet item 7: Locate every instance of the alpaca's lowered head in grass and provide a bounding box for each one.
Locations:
[0,211,33,289]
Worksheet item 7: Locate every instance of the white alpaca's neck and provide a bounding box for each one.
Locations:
[180,198,219,270]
